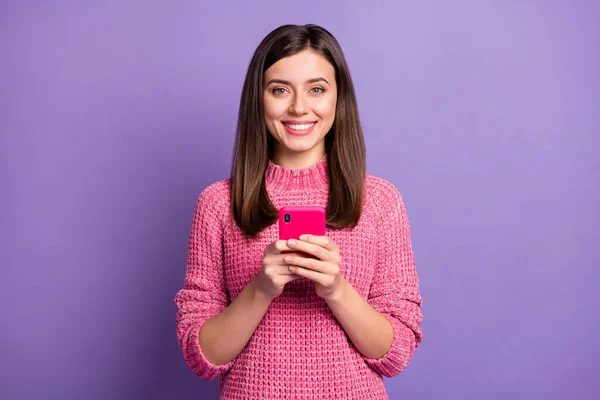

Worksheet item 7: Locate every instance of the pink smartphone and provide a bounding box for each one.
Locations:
[279,206,326,240]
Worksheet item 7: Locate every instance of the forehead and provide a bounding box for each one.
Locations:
[264,50,335,81]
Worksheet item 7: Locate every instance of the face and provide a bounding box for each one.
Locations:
[263,50,337,167]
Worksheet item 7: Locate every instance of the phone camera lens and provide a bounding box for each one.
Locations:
[284,213,291,223]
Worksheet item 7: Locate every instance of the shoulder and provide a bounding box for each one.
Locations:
[198,178,231,201]
[195,178,231,217]
[363,174,411,230]
[364,173,404,209]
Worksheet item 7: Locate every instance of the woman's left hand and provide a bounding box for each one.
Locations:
[284,235,346,301]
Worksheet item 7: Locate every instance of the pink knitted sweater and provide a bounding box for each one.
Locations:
[174,155,423,399]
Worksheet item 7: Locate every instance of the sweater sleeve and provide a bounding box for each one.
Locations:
[174,183,236,380]
[361,182,424,378]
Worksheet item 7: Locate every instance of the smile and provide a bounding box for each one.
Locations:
[282,121,317,136]
[284,122,315,130]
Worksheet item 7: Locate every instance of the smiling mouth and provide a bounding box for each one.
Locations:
[283,122,316,131]
[281,121,318,136]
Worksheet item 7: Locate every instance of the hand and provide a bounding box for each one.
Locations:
[253,239,301,301]
[283,235,346,301]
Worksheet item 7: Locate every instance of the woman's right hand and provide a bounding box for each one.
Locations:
[253,240,300,301]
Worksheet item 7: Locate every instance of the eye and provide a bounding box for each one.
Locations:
[272,87,287,95]
[311,87,325,94]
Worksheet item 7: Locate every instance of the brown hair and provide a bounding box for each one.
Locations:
[231,24,366,238]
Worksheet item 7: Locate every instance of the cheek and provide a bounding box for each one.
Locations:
[314,97,337,121]
[263,97,287,120]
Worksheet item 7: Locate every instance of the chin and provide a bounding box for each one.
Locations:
[283,139,320,152]
[282,146,314,154]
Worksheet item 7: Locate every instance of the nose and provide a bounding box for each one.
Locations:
[289,93,308,115]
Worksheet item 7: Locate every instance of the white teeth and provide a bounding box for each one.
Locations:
[284,122,315,130]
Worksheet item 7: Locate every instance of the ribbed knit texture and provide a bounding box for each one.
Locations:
[174,155,423,399]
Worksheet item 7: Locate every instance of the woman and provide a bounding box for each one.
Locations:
[174,24,423,399]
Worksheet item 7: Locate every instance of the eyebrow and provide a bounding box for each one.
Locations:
[265,77,330,86]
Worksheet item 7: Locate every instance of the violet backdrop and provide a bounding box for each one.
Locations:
[1,1,598,399]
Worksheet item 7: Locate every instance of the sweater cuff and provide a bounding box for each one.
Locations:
[361,313,416,378]
[185,322,235,380]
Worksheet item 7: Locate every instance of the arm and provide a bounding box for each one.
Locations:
[357,183,423,377]
[324,279,395,360]
[282,182,423,376]
[197,279,273,366]
[285,183,423,377]
[174,184,273,380]
[283,236,395,360]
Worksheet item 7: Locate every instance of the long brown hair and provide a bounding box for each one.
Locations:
[231,24,366,238]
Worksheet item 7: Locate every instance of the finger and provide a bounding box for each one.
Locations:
[275,253,302,266]
[277,265,300,275]
[286,238,328,260]
[263,253,302,272]
[287,265,322,283]
[267,264,301,275]
[267,240,294,255]
[283,254,328,273]
[299,234,339,252]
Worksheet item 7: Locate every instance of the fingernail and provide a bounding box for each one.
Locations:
[288,239,296,246]
[299,235,307,241]
[285,255,292,262]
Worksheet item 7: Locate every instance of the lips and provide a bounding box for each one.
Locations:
[282,121,317,136]
[284,122,315,131]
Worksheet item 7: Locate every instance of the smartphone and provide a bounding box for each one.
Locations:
[279,206,326,240]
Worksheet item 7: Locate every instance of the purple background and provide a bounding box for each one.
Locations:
[1,1,598,399]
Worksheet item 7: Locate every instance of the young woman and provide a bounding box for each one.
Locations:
[174,24,423,399]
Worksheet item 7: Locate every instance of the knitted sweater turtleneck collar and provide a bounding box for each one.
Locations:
[264,154,329,193]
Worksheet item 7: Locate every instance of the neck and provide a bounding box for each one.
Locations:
[271,146,326,169]
[265,153,329,193]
